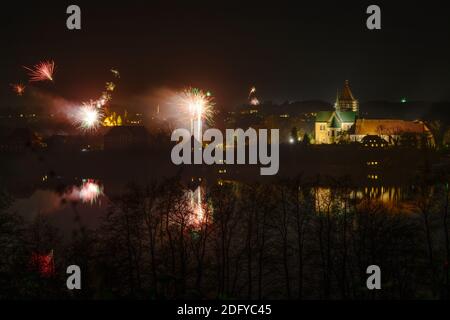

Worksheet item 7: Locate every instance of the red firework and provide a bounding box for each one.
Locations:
[24,60,55,82]
[10,83,26,96]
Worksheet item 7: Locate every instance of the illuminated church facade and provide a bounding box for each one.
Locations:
[315,80,359,144]
[314,80,434,146]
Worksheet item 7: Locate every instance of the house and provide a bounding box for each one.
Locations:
[104,126,150,150]
[360,135,388,148]
[350,119,434,147]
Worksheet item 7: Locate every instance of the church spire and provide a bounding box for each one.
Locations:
[339,80,355,101]
[335,80,359,113]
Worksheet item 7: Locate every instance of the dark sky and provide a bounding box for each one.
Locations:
[1,0,450,110]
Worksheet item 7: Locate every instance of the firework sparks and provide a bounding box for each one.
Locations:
[111,68,120,78]
[249,86,256,98]
[10,83,25,96]
[176,87,215,137]
[106,82,116,92]
[73,102,103,131]
[24,60,55,82]
[95,92,111,108]
[179,88,214,119]
[69,68,117,132]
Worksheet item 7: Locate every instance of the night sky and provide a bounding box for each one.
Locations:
[1,0,450,110]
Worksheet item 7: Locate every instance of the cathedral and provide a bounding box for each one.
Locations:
[314,80,434,146]
[315,80,358,144]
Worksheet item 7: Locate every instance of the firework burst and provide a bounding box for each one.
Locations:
[10,83,26,96]
[24,60,55,82]
[177,87,215,123]
[73,102,103,132]
[175,87,215,137]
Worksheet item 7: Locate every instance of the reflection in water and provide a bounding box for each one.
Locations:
[188,186,208,228]
[315,188,338,213]
[10,179,106,228]
[30,250,55,278]
[8,175,430,237]
[314,185,420,213]
[358,186,403,203]
[65,179,104,204]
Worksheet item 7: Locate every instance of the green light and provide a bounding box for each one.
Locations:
[206,91,212,97]
[401,98,407,103]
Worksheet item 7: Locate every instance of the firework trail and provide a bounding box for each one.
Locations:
[24,60,55,82]
[95,92,111,108]
[10,83,26,96]
[249,86,256,98]
[248,86,260,106]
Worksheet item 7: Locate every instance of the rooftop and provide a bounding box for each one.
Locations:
[354,119,428,135]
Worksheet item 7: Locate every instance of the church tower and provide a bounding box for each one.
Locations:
[335,80,359,113]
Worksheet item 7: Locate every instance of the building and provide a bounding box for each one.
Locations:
[314,80,434,147]
[315,80,359,144]
[360,135,388,148]
[315,111,357,144]
[350,119,434,146]
[104,126,149,150]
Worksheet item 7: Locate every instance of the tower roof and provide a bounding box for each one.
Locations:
[338,80,356,101]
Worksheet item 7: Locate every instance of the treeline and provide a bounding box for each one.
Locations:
[1,177,450,300]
